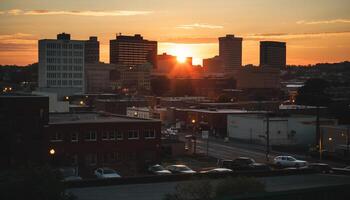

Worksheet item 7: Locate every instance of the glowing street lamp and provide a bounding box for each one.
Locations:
[191,119,196,124]
[49,148,55,155]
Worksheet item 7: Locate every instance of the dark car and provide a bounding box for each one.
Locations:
[218,157,271,171]
[308,163,333,174]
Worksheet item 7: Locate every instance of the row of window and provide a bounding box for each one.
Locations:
[50,130,157,142]
[47,51,83,57]
[47,73,82,79]
[47,43,83,49]
[47,79,82,86]
[47,58,83,64]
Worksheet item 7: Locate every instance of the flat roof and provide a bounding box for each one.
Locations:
[49,112,159,125]
[176,108,267,114]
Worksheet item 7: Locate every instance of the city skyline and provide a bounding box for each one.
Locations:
[1,0,350,66]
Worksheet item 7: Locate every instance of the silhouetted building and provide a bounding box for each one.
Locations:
[85,36,100,64]
[203,56,223,72]
[38,33,85,98]
[85,63,115,93]
[219,35,243,70]
[260,41,286,68]
[110,34,157,68]
[0,94,49,169]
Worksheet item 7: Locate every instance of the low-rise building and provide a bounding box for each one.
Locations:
[227,113,337,147]
[321,125,350,155]
[45,112,161,177]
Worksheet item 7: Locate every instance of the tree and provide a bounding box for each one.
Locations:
[296,78,332,159]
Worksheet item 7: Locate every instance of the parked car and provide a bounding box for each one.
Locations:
[218,157,271,171]
[94,167,121,179]
[308,163,333,173]
[148,164,172,175]
[58,167,82,182]
[200,168,233,174]
[273,156,307,168]
[165,165,196,174]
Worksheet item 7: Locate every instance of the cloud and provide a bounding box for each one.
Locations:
[297,19,350,25]
[246,31,350,40]
[162,37,218,44]
[176,23,224,29]
[0,33,37,45]
[0,9,153,16]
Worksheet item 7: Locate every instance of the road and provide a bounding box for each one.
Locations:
[190,135,345,167]
[68,174,350,200]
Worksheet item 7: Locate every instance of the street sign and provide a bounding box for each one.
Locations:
[202,131,209,139]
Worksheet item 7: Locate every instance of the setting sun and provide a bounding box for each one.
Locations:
[169,44,191,64]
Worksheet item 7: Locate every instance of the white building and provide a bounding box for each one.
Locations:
[38,33,85,98]
[32,91,69,113]
[227,113,336,147]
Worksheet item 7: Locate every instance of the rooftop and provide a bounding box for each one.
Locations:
[176,108,267,114]
[49,112,159,124]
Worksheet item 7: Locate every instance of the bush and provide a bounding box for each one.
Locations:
[215,177,265,198]
[163,177,265,200]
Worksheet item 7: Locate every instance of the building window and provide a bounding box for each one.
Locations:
[128,130,139,140]
[116,131,123,140]
[144,129,156,139]
[102,131,115,141]
[71,132,78,142]
[50,132,63,142]
[85,131,97,141]
[85,153,97,166]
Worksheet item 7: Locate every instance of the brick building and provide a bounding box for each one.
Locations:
[45,112,161,176]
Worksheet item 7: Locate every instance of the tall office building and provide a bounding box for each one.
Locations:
[38,33,85,98]
[110,34,157,68]
[85,36,100,64]
[219,34,243,70]
[260,41,286,68]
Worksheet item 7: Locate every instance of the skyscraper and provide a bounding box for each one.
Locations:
[38,33,85,97]
[85,36,100,64]
[110,34,157,68]
[260,41,286,68]
[219,34,243,70]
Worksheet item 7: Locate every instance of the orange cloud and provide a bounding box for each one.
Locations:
[297,19,350,25]
[176,23,224,29]
[1,9,153,16]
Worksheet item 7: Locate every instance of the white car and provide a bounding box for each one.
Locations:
[273,156,308,168]
[165,165,196,174]
[200,168,233,174]
[148,164,172,175]
[94,167,121,179]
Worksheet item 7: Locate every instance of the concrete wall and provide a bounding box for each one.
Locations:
[227,114,318,146]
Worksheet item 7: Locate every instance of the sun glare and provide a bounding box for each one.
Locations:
[177,56,187,63]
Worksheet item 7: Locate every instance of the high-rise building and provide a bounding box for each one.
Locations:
[219,34,243,70]
[260,41,286,68]
[110,34,157,68]
[38,33,85,98]
[85,36,100,64]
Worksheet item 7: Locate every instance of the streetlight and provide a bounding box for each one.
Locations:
[49,148,55,155]
[191,119,196,154]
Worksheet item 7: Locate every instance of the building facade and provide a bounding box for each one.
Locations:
[110,34,157,68]
[0,94,49,169]
[38,33,85,98]
[85,63,115,93]
[260,41,286,69]
[84,36,100,64]
[219,35,243,70]
[45,112,161,177]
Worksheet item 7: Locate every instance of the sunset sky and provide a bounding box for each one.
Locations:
[0,0,350,66]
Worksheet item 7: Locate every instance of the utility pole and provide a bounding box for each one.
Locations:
[266,113,270,162]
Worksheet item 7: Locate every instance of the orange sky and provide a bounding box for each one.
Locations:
[0,0,350,66]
